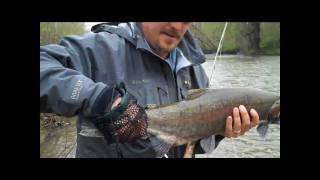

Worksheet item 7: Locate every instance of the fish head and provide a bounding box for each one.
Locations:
[269,98,280,124]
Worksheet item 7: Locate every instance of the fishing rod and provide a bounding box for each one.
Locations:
[209,22,229,87]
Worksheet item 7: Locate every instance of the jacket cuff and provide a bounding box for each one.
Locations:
[91,86,121,116]
[194,135,225,154]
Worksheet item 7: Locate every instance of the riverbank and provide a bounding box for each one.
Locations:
[203,48,280,56]
[40,116,77,158]
[204,53,280,61]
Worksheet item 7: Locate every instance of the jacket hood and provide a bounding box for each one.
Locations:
[91,22,206,65]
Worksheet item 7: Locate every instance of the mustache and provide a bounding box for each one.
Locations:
[160,28,183,39]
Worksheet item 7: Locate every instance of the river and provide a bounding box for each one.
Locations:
[196,54,280,158]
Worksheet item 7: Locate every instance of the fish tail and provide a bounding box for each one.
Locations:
[257,98,280,138]
[257,120,269,138]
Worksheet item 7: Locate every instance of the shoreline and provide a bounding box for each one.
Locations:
[204,53,280,60]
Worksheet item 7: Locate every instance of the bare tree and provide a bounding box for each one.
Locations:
[238,22,260,55]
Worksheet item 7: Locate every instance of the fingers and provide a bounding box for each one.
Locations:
[250,108,260,128]
[224,106,261,138]
[239,105,251,135]
[111,97,122,109]
[224,116,233,138]
[232,107,241,137]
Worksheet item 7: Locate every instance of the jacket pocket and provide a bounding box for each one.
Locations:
[128,84,170,106]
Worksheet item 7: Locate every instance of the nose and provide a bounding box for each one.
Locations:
[168,22,191,31]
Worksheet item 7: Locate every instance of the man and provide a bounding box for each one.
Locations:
[40,22,259,158]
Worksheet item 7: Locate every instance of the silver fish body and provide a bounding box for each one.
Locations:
[146,88,280,146]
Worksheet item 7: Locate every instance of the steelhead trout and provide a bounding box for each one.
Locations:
[146,88,280,147]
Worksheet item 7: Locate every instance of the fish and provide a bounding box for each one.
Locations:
[146,88,280,147]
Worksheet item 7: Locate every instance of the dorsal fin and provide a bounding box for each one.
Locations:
[186,89,208,100]
[145,103,175,110]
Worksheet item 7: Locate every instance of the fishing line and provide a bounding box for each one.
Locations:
[209,22,228,87]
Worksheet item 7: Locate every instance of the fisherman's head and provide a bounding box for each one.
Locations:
[140,22,191,58]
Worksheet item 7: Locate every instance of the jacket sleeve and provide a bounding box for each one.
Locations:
[40,33,111,117]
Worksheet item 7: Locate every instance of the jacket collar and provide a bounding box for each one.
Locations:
[91,22,206,65]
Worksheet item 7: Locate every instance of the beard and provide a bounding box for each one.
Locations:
[148,40,174,59]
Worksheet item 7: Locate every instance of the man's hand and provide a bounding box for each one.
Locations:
[93,82,149,143]
[223,105,260,138]
[111,96,122,109]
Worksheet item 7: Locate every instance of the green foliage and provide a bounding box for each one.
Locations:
[193,22,240,53]
[260,22,280,55]
[40,22,85,45]
[190,22,280,55]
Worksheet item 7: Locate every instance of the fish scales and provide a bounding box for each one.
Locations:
[146,88,280,146]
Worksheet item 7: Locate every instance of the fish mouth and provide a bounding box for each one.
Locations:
[269,99,280,124]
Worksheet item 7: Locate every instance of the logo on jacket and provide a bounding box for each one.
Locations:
[71,79,83,100]
[132,79,150,85]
